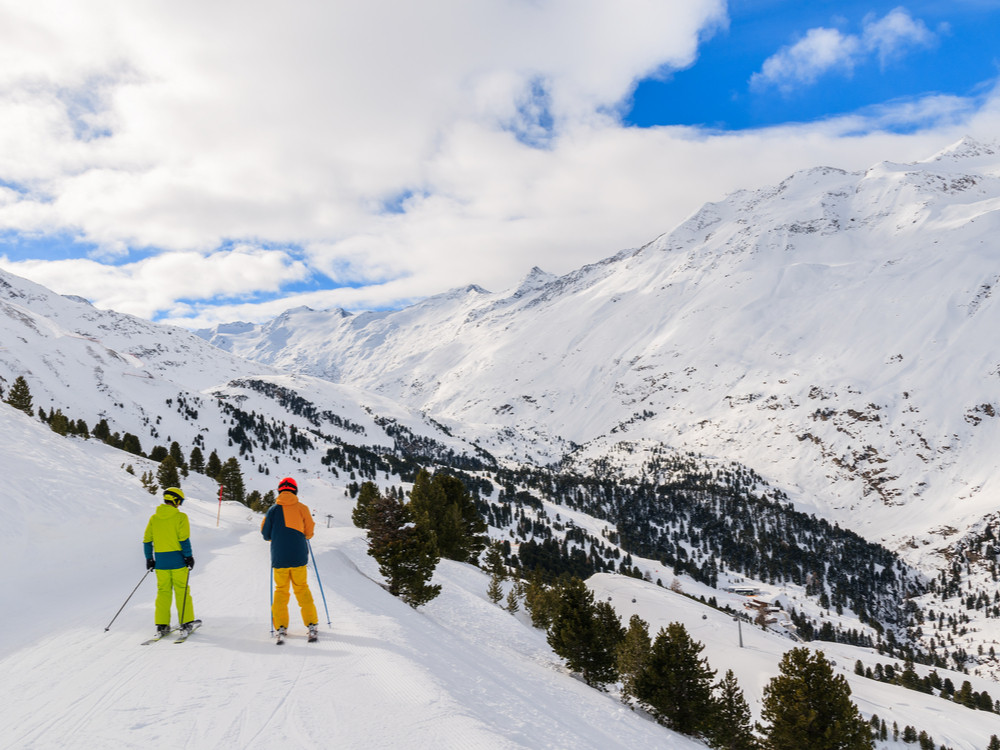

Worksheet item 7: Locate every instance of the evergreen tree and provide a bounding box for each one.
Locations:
[709,669,759,750]
[956,680,977,709]
[48,408,69,436]
[524,569,560,629]
[121,432,143,456]
[140,470,158,495]
[987,734,1000,750]
[169,441,189,477]
[617,614,652,706]
[352,481,381,529]
[218,457,246,506]
[248,489,276,514]
[149,445,169,462]
[367,492,441,607]
[92,418,111,443]
[761,648,873,750]
[157,454,181,490]
[593,600,625,679]
[634,622,716,736]
[546,577,621,688]
[205,449,222,481]
[505,579,523,614]
[262,489,276,511]
[188,445,205,474]
[4,375,34,416]
[408,469,487,563]
[484,542,506,604]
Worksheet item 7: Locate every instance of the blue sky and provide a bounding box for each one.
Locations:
[0,0,998,327]
[627,1,999,130]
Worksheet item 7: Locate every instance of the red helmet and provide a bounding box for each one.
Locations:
[278,477,298,494]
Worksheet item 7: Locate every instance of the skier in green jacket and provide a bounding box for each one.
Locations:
[143,487,197,636]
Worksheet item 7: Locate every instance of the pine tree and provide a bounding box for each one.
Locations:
[189,446,205,474]
[761,648,873,750]
[484,542,506,604]
[218,457,246,506]
[4,375,34,416]
[524,569,560,629]
[987,734,1000,750]
[634,621,716,736]
[505,579,523,613]
[708,669,759,750]
[352,481,381,529]
[956,680,977,708]
[206,450,222,481]
[617,614,651,705]
[169,441,189,477]
[48,408,69,436]
[546,577,621,688]
[92,418,111,443]
[121,432,143,456]
[408,469,487,563]
[140,470,158,494]
[157,454,181,490]
[367,492,441,607]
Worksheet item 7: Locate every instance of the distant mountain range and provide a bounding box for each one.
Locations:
[196,136,1000,561]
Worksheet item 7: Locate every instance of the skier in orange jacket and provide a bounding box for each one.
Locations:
[261,477,318,641]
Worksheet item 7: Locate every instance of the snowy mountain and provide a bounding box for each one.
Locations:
[198,137,1000,562]
[0,268,486,488]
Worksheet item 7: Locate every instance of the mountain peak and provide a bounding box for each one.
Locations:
[924,135,998,163]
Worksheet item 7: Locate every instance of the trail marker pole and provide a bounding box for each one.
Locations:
[216,484,224,527]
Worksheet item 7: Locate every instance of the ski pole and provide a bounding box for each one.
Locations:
[178,566,192,626]
[308,539,332,627]
[104,569,151,631]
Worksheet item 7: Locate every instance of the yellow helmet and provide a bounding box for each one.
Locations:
[164,487,185,506]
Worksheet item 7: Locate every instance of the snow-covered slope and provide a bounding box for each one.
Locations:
[198,137,1000,560]
[3,405,1000,749]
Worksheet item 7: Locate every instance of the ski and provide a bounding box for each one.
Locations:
[173,620,202,644]
[141,627,179,645]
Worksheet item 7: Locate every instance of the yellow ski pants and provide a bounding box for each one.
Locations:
[272,565,318,629]
[155,567,194,625]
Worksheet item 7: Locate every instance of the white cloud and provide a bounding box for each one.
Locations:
[2,245,310,319]
[862,7,936,68]
[0,1,993,329]
[751,28,861,91]
[751,7,936,92]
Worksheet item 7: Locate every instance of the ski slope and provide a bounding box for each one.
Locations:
[0,406,696,749]
[2,405,1000,749]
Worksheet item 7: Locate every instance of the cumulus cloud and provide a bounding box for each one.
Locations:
[751,7,936,91]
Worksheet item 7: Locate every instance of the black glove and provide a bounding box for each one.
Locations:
[184,556,195,570]
[146,558,155,570]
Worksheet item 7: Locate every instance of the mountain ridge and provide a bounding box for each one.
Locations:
[196,137,1000,562]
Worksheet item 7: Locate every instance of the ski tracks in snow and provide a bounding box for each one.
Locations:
[0,519,687,749]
